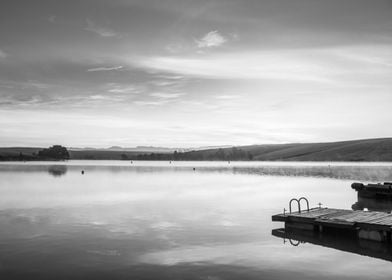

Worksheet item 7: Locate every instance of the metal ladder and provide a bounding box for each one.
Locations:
[286,197,310,214]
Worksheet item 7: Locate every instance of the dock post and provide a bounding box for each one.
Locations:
[318,225,323,233]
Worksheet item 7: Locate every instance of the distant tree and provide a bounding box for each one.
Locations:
[215,148,226,160]
[121,153,129,160]
[173,150,179,160]
[38,145,70,160]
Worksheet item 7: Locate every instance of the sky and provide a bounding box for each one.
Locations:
[0,0,391,148]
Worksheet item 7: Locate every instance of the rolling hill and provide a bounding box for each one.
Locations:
[196,138,392,161]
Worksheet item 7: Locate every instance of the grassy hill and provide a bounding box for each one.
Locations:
[198,138,392,161]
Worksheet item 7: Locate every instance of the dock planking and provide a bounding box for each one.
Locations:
[272,207,392,242]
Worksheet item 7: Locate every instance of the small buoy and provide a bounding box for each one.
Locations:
[193,167,196,171]
[170,161,172,164]
[131,161,133,164]
[81,170,84,175]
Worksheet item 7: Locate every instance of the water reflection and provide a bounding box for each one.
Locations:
[47,165,67,177]
[272,228,392,263]
[1,161,392,279]
[1,160,392,181]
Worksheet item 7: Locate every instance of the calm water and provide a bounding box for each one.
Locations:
[1,161,392,279]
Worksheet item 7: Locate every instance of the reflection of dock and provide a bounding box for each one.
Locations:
[272,207,392,242]
[272,228,392,262]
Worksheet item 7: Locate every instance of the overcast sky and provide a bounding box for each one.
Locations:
[0,0,391,147]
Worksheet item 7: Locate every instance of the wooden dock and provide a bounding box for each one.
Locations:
[272,207,392,242]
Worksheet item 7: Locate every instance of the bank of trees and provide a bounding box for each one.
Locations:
[0,145,70,161]
[136,147,253,161]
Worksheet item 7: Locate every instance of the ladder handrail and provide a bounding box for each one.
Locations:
[298,197,310,212]
[289,197,310,213]
[289,198,301,213]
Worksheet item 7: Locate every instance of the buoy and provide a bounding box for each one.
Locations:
[193,167,196,171]
[81,170,84,174]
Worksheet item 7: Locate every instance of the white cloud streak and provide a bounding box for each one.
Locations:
[87,66,123,72]
[0,49,7,58]
[136,51,330,82]
[150,92,184,99]
[135,45,392,84]
[85,19,118,37]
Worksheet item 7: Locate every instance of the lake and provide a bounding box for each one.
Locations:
[1,160,392,279]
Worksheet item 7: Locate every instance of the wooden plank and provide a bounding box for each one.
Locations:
[289,208,342,218]
[364,215,392,225]
[316,209,353,220]
[332,212,389,223]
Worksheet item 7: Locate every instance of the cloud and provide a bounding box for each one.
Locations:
[87,66,123,72]
[196,30,227,48]
[150,92,184,99]
[107,84,144,94]
[166,43,184,53]
[0,49,7,58]
[48,15,56,23]
[135,44,392,84]
[135,51,330,82]
[215,95,241,100]
[133,100,169,106]
[85,19,118,37]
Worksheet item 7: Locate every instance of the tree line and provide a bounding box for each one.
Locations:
[133,147,253,161]
[0,145,70,161]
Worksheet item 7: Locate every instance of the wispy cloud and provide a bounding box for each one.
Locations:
[133,100,169,106]
[150,92,184,99]
[107,84,144,94]
[136,44,392,84]
[0,49,7,58]
[87,66,123,72]
[135,51,330,82]
[215,95,241,100]
[166,43,184,53]
[85,19,118,37]
[196,30,227,48]
[48,15,56,23]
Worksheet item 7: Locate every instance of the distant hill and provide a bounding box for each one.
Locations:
[136,138,392,161]
[1,138,392,161]
[186,138,392,161]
